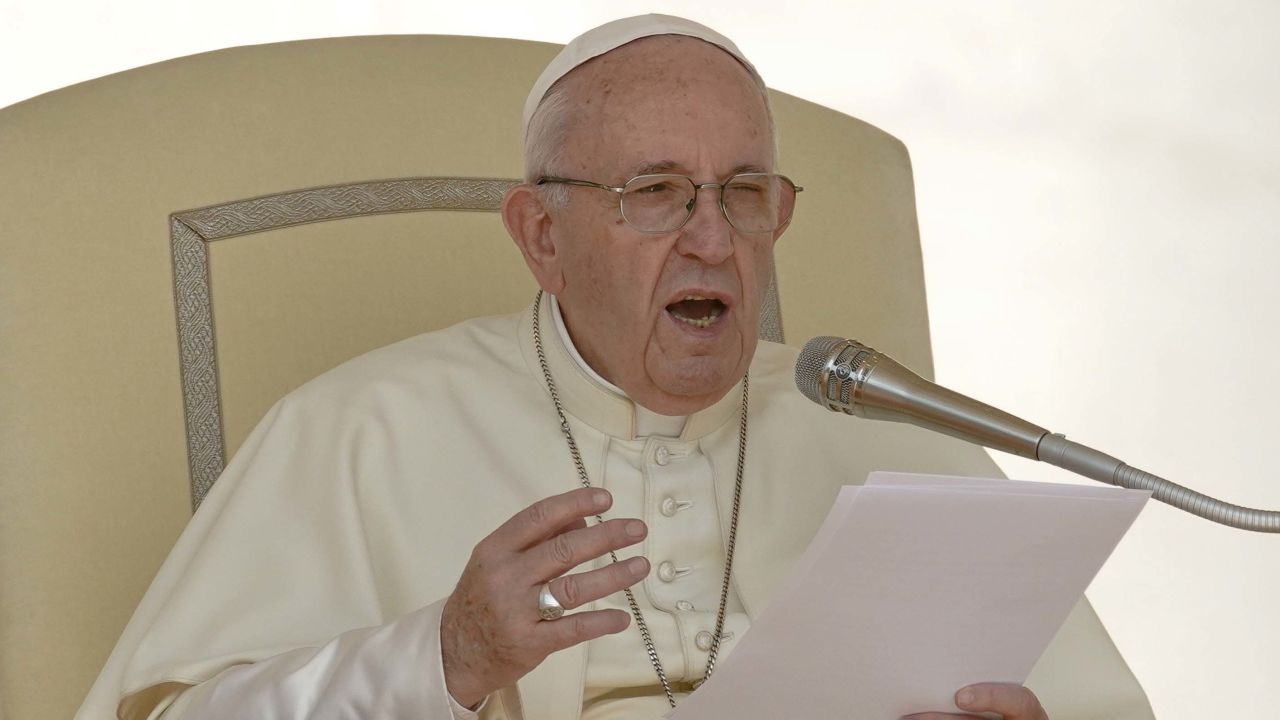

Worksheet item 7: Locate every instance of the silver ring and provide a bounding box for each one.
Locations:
[538,582,564,621]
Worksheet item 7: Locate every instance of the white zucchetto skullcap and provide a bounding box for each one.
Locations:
[522,14,759,136]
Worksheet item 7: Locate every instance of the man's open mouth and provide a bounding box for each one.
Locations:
[666,295,726,328]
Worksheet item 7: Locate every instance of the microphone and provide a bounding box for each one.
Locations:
[795,336,1280,533]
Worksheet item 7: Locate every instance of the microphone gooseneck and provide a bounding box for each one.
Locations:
[795,336,1280,533]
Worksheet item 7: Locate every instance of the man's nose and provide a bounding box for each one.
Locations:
[675,186,734,265]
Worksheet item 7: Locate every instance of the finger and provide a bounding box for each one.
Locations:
[536,608,631,652]
[548,515,589,539]
[491,487,612,551]
[956,683,1046,719]
[529,517,647,579]
[900,714,986,720]
[548,556,650,610]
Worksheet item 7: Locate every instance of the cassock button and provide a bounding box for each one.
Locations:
[660,497,678,517]
[695,631,714,651]
[675,600,695,611]
[655,446,671,465]
[657,561,677,582]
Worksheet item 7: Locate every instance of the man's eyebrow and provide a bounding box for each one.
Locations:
[633,160,680,176]
[630,161,771,177]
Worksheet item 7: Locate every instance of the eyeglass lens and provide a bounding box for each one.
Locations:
[620,174,795,233]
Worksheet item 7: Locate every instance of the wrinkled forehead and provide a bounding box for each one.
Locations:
[563,37,775,176]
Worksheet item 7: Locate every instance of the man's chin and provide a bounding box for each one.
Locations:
[639,361,745,414]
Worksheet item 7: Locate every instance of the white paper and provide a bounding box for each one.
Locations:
[669,472,1149,719]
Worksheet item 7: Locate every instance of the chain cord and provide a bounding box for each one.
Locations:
[531,291,748,708]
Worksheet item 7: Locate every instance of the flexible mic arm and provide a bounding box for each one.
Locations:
[795,336,1280,533]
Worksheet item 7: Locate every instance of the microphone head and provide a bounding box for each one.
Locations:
[795,335,858,406]
[796,334,1050,457]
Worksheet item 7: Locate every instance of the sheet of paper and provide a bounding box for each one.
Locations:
[669,472,1149,720]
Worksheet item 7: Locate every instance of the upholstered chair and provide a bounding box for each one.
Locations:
[3,35,949,719]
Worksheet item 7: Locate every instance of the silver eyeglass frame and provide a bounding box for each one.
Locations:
[535,172,803,234]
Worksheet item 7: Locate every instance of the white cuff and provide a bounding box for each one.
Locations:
[167,598,459,719]
[447,691,489,720]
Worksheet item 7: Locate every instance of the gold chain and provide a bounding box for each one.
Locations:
[530,291,748,708]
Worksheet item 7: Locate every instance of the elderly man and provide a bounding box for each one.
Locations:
[78,15,1153,720]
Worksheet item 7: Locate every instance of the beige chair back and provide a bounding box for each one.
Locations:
[0,35,932,719]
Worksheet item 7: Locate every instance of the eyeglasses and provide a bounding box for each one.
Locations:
[536,172,803,234]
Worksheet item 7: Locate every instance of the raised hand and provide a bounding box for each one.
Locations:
[440,487,650,708]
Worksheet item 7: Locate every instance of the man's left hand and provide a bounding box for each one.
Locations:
[903,683,1048,720]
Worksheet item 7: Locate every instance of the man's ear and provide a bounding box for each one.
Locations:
[502,184,566,294]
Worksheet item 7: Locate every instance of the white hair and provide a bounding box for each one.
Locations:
[523,77,577,207]
[523,43,780,210]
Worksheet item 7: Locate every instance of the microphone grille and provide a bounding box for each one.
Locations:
[794,336,851,405]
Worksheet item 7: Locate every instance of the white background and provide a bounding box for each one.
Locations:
[4,1,1277,717]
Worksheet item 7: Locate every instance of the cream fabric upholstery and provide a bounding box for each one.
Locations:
[1,36,933,719]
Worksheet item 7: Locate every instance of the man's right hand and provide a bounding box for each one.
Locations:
[440,487,650,708]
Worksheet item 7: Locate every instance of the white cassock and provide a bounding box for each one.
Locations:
[77,293,1155,719]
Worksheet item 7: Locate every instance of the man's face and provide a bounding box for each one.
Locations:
[544,36,783,415]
